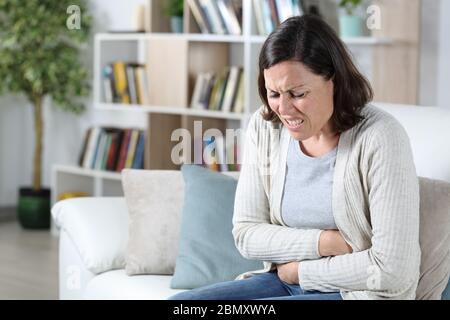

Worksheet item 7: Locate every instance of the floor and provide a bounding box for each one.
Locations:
[0,212,58,300]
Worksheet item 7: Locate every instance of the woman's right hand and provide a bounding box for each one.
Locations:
[318,230,353,257]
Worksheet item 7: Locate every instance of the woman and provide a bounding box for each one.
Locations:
[169,14,420,300]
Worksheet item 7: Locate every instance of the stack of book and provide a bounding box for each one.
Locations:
[253,0,304,36]
[78,127,146,172]
[190,66,244,113]
[102,61,150,105]
[195,136,241,172]
[187,0,243,35]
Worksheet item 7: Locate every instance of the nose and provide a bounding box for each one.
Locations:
[278,94,292,115]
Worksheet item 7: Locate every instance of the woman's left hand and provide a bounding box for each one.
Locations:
[276,262,300,284]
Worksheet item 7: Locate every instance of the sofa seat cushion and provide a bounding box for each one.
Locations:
[83,270,185,300]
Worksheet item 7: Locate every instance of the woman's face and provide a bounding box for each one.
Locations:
[264,60,335,141]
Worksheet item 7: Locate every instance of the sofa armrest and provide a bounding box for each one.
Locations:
[59,229,96,299]
[51,197,129,274]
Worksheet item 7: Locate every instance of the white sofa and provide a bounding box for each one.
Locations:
[52,103,450,300]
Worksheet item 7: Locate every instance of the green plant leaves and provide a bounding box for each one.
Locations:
[0,0,91,113]
[339,0,363,15]
[164,0,184,17]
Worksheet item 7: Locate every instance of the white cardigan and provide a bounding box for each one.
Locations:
[232,104,421,300]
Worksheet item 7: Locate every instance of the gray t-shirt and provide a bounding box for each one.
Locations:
[281,137,338,230]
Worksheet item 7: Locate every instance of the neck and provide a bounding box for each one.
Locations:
[300,122,340,157]
[306,120,338,145]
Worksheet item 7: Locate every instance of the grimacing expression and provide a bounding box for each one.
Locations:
[264,61,335,141]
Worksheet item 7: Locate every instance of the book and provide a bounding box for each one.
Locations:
[221,66,242,113]
[196,72,215,110]
[112,61,130,104]
[126,64,138,104]
[187,0,212,34]
[102,65,114,103]
[262,0,275,34]
[199,0,227,34]
[217,0,242,35]
[78,128,92,167]
[106,129,124,171]
[101,134,112,170]
[125,130,140,168]
[135,66,150,105]
[94,131,107,170]
[268,0,280,27]
[82,127,101,169]
[276,0,292,23]
[253,0,267,36]
[116,129,132,172]
[89,129,102,169]
[132,131,146,169]
[215,67,230,111]
[203,73,216,109]
[230,0,243,28]
[208,73,223,111]
[233,71,245,113]
[190,73,207,109]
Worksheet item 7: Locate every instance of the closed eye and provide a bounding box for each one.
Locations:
[269,92,279,98]
[292,92,306,99]
[268,92,307,99]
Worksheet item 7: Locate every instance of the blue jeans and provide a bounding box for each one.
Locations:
[168,271,342,300]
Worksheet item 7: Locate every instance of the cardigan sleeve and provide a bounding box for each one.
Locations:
[232,111,323,264]
[298,120,421,294]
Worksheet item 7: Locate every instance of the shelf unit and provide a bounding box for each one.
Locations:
[53,0,421,206]
[51,164,123,207]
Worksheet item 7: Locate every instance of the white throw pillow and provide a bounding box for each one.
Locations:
[122,169,185,275]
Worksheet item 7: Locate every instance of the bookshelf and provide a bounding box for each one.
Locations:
[51,165,122,205]
[53,0,420,208]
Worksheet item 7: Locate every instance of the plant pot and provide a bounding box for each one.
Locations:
[339,15,364,38]
[170,16,183,33]
[17,187,51,229]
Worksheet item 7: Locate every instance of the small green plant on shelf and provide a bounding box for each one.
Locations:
[339,0,363,15]
[164,0,184,33]
[163,0,184,17]
[338,0,365,37]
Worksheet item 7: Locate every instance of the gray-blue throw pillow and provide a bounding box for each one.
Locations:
[170,165,263,289]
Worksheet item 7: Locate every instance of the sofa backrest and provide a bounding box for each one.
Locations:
[374,103,450,299]
[374,103,450,183]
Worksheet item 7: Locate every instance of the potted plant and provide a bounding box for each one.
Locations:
[164,0,184,33]
[0,0,92,229]
[338,0,364,37]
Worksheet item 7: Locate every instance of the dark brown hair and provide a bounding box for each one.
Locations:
[258,15,373,133]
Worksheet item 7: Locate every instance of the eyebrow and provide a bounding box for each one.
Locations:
[266,84,305,93]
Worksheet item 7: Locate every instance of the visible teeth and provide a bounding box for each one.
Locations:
[286,119,304,126]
